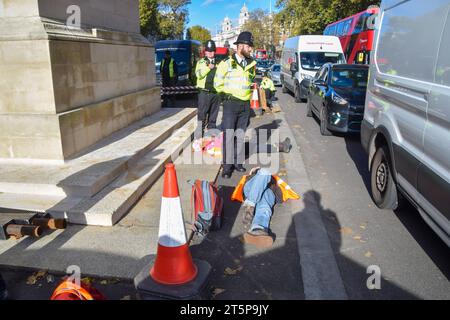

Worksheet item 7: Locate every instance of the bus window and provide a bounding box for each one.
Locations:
[336,22,344,37]
[328,24,337,36]
[353,12,372,35]
[343,19,352,35]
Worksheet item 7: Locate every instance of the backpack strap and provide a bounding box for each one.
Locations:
[202,180,212,214]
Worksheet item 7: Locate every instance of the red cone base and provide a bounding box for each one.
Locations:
[150,243,198,285]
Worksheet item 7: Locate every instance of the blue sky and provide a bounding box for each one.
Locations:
[187,0,276,35]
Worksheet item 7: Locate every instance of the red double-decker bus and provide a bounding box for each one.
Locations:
[323,7,379,65]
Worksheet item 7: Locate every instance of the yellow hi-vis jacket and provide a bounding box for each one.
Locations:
[261,77,276,92]
[231,174,300,203]
[161,58,175,78]
[195,58,212,89]
[214,55,257,101]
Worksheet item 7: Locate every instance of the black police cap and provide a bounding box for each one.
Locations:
[205,40,216,52]
[234,31,254,47]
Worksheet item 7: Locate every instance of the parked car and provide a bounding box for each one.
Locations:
[256,60,271,75]
[361,0,450,246]
[307,63,369,135]
[269,64,281,86]
[280,35,346,103]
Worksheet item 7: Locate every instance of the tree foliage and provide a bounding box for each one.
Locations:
[186,25,211,43]
[139,0,191,40]
[139,0,160,39]
[242,9,281,51]
[159,0,191,39]
[276,0,380,35]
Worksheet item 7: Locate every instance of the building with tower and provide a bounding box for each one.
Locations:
[212,3,250,48]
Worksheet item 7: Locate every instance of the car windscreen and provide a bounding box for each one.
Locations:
[331,68,368,88]
[155,49,189,74]
[300,52,345,71]
[257,61,269,67]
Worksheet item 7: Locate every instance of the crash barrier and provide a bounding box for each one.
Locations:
[161,86,198,96]
[134,163,211,300]
[0,212,67,240]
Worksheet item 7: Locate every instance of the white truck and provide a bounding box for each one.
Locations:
[280,35,346,102]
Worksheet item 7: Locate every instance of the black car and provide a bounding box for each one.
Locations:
[307,63,369,135]
[256,60,271,75]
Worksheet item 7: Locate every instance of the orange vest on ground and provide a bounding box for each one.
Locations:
[50,279,105,300]
[231,174,300,203]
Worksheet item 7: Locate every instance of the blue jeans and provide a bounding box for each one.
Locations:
[243,168,276,231]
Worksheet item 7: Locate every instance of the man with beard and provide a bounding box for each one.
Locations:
[214,32,256,179]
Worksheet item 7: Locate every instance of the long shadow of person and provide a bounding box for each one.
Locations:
[190,188,420,300]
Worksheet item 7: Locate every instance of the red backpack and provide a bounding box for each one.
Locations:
[189,180,223,237]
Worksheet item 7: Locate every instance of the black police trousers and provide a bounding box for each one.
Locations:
[222,98,250,172]
[198,91,219,133]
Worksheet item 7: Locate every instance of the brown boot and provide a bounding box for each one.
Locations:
[243,229,274,248]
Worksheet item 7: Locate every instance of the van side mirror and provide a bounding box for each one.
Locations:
[290,62,298,73]
[313,79,327,87]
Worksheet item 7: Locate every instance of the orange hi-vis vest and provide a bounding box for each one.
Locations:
[231,174,300,203]
[51,280,94,300]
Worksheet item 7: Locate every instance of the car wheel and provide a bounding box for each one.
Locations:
[320,107,332,136]
[294,84,302,103]
[306,96,313,117]
[370,145,400,210]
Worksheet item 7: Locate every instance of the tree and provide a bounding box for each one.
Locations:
[159,0,191,39]
[139,0,160,39]
[276,0,380,36]
[242,9,281,51]
[186,25,211,43]
[139,0,191,41]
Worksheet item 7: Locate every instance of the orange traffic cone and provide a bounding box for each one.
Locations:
[134,163,211,299]
[149,163,198,285]
[250,83,260,110]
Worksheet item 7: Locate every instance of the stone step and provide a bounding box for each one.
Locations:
[0,108,197,198]
[48,117,197,226]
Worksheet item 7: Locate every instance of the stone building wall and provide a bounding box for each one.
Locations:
[0,0,161,161]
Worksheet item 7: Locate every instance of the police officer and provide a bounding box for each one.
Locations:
[196,40,220,135]
[160,50,178,107]
[214,31,256,179]
[261,71,276,109]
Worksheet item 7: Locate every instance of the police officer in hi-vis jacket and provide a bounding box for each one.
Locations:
[195,40,220,135]
[214,31,256,179]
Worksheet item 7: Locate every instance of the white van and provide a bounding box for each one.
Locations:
[362,0,450,247]
[280,35,346,102]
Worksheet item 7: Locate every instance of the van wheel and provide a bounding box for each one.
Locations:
[306,97,313,117]
[294,84,302,103]
[370,145,399,210]
[320,107,331,136]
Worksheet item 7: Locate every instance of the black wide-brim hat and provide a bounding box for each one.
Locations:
[234,31,254,47]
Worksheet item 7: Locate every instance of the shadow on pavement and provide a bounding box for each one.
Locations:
[310,190,419,299]
[344,136,450,282]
